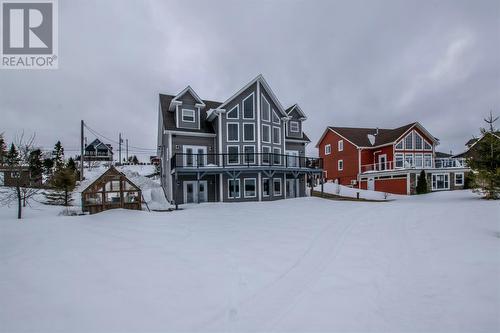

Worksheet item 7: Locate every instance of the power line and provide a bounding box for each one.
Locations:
[83,123,156,151]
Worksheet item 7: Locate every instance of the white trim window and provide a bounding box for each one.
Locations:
[415,133,423,150]
[262,146,271,165]
[455,172,464,186]
[325,144,331,155]
[262,124,271,143]
[227,123,239,142]
[432,173,450,190]
[395,140,404,150]
[228,179,241,199]
[244,178,257,198]
[338,140,344,152]
[227,145,240,165]
[243,145,255,164]
[243,123,255,142]
[273,178,282,196]
[404,153,414,168]
[262,178,270,197]
[424,140,432,150]
[272,126,281,145]
[404,132,413,150]
[338,159,343,171]
[273,147,281,165]
[415,153,423,168]
[289,121,299,133]
[181,109,195,122]
[226,105,239,119]
[243,93,255,119]
[272,110,280,124]
[395,153,404,168]
[424,153,433,168]
[261,95,270,122]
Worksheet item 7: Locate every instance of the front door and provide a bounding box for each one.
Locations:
[367,177,375,191]
[184,180,208,203]
[286,179,296,198]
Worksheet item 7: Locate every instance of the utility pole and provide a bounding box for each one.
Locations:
[80,120,84,181]
[118,133,122,165]
[126,139,129,162]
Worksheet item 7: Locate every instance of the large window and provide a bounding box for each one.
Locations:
[262,124,271,143]
[182,109,195,122]
[226,105,239,119]
[395,140,403,150]
[338,160,343,171]
[415,153,423,168]
[273,148,281,165]
[455,172,464,186]
[228,179,240,198]
[244,178,256,198]
[432,173,449,190]
[273,126,281,145]
[395,153,404,168]
[405,153,414,167]
[415,133,423,150]
[289,121,299,133]
[243,145,255,164]
[261,95,270,121]
[243,123,255,142]
[227,145,239,165]
[262,146,271,164]
[227,123,239,142]
[424,140,432,150]
[325,144,331,155]
[243,93,254,119]
[424,153,433,168]
[338,140,344,152]
[272,110,280,124]
[404,133,413,149]
[273,178,282,196]
[262,178,270,196]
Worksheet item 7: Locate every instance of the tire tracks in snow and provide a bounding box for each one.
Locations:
[195,206,362,332]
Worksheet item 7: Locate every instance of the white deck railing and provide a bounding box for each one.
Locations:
[361,158,467,173]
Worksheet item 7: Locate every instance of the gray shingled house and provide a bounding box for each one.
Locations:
[157,75,323,204]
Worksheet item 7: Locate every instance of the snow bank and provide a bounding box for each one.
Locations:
[314,181,403,200]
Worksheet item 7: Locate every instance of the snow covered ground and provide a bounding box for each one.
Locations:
[0,190,499,332]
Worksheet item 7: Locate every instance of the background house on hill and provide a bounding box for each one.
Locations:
[82,139,114,162]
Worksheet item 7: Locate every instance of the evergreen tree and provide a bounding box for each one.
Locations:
[6,143,19,166]
[0,133,7,165]
[52,141,65,171]
[416,170,428,194]
[66,157,76,171]
[45,167,77,206]
[28,149,43,184]
[43,158,54,177]
[468,113,500,199]
[128,155,139,164]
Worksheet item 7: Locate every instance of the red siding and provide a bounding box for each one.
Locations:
[318,130,359,186]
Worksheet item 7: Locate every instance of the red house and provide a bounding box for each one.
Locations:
[316,122,470,195]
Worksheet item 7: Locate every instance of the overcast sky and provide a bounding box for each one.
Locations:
[1,0,499,158]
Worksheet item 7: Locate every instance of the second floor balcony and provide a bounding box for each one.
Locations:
[361,157,467,173]
[170,152,323,172]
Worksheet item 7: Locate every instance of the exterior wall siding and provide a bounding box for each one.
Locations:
[176,91,200,130]
[318,130,359,185]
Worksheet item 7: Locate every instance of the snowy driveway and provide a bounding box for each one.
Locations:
[0,191,499,332]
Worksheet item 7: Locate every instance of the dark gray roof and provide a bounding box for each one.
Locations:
[435,151,453,158]
[159,94,222,134]
[328,123,416,147]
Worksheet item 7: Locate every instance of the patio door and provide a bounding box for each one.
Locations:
[367,177,375,191]
[432,174,449,190]
[378,154,387,170]
[183,146,207,167]
[286,151,299,167]
[184,180,208,203]
[286,179,296,198]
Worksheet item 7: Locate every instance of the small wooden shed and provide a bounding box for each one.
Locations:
[81,166,142,214]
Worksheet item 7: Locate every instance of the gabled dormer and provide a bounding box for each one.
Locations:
[169,86,206,130]
[285,104,306,139]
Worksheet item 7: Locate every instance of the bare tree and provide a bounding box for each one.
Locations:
[0,132,39,219]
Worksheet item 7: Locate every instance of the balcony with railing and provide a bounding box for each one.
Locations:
[170,153,323,172]
[361,157,467,173]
